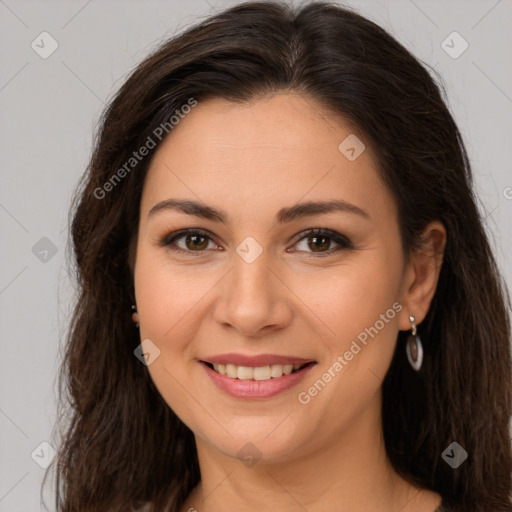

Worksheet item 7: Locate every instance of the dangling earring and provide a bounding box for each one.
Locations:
[406,315,423,371]
[131,305,140,328]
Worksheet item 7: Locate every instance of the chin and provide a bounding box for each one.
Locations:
[198,417,312,466]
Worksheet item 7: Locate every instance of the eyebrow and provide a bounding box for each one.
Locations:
[148,198,370,224]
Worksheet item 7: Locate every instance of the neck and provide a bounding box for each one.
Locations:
[182,392,440,512]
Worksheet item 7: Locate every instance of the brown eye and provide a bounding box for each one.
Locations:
[306,233,331,252]
[159,229,219,255]
[290,228,353,256]
[183,233,210,251]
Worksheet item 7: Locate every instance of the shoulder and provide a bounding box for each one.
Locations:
[132,503,153,512]
[434,501,452,512]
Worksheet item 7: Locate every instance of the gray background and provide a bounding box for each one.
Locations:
[1,0,511,510]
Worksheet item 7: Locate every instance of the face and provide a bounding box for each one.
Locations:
[133,92,410,464]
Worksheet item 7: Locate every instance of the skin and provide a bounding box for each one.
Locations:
[132,92,446,512]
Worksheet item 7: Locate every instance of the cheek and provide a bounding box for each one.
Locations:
[290,251,402,419]
[133,248,208,426]
[291,254,402,351]
[134,247,209,344]
[295,273,400,438]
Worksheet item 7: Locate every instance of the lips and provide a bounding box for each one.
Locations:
[199,353,317,399]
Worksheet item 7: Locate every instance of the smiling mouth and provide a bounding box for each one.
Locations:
[202,361,314,380]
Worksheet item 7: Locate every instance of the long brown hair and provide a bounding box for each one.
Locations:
[44,1,512,511]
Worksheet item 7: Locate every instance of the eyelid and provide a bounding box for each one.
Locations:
[156,228,220,254]
[290,227,352,246]
[287,227,353,256]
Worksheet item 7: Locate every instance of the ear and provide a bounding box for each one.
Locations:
[397,220,446,331]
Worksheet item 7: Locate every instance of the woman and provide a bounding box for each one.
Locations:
[46,1,512,511]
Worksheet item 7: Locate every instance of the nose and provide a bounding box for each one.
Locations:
[212,248,293,338]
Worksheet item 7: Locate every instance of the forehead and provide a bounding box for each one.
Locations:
[140,93,394,224]
[150,92,371,164]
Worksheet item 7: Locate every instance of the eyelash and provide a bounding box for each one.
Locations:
[157,228,353,258]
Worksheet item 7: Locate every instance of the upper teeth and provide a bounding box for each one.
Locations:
[212,363,303,380]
